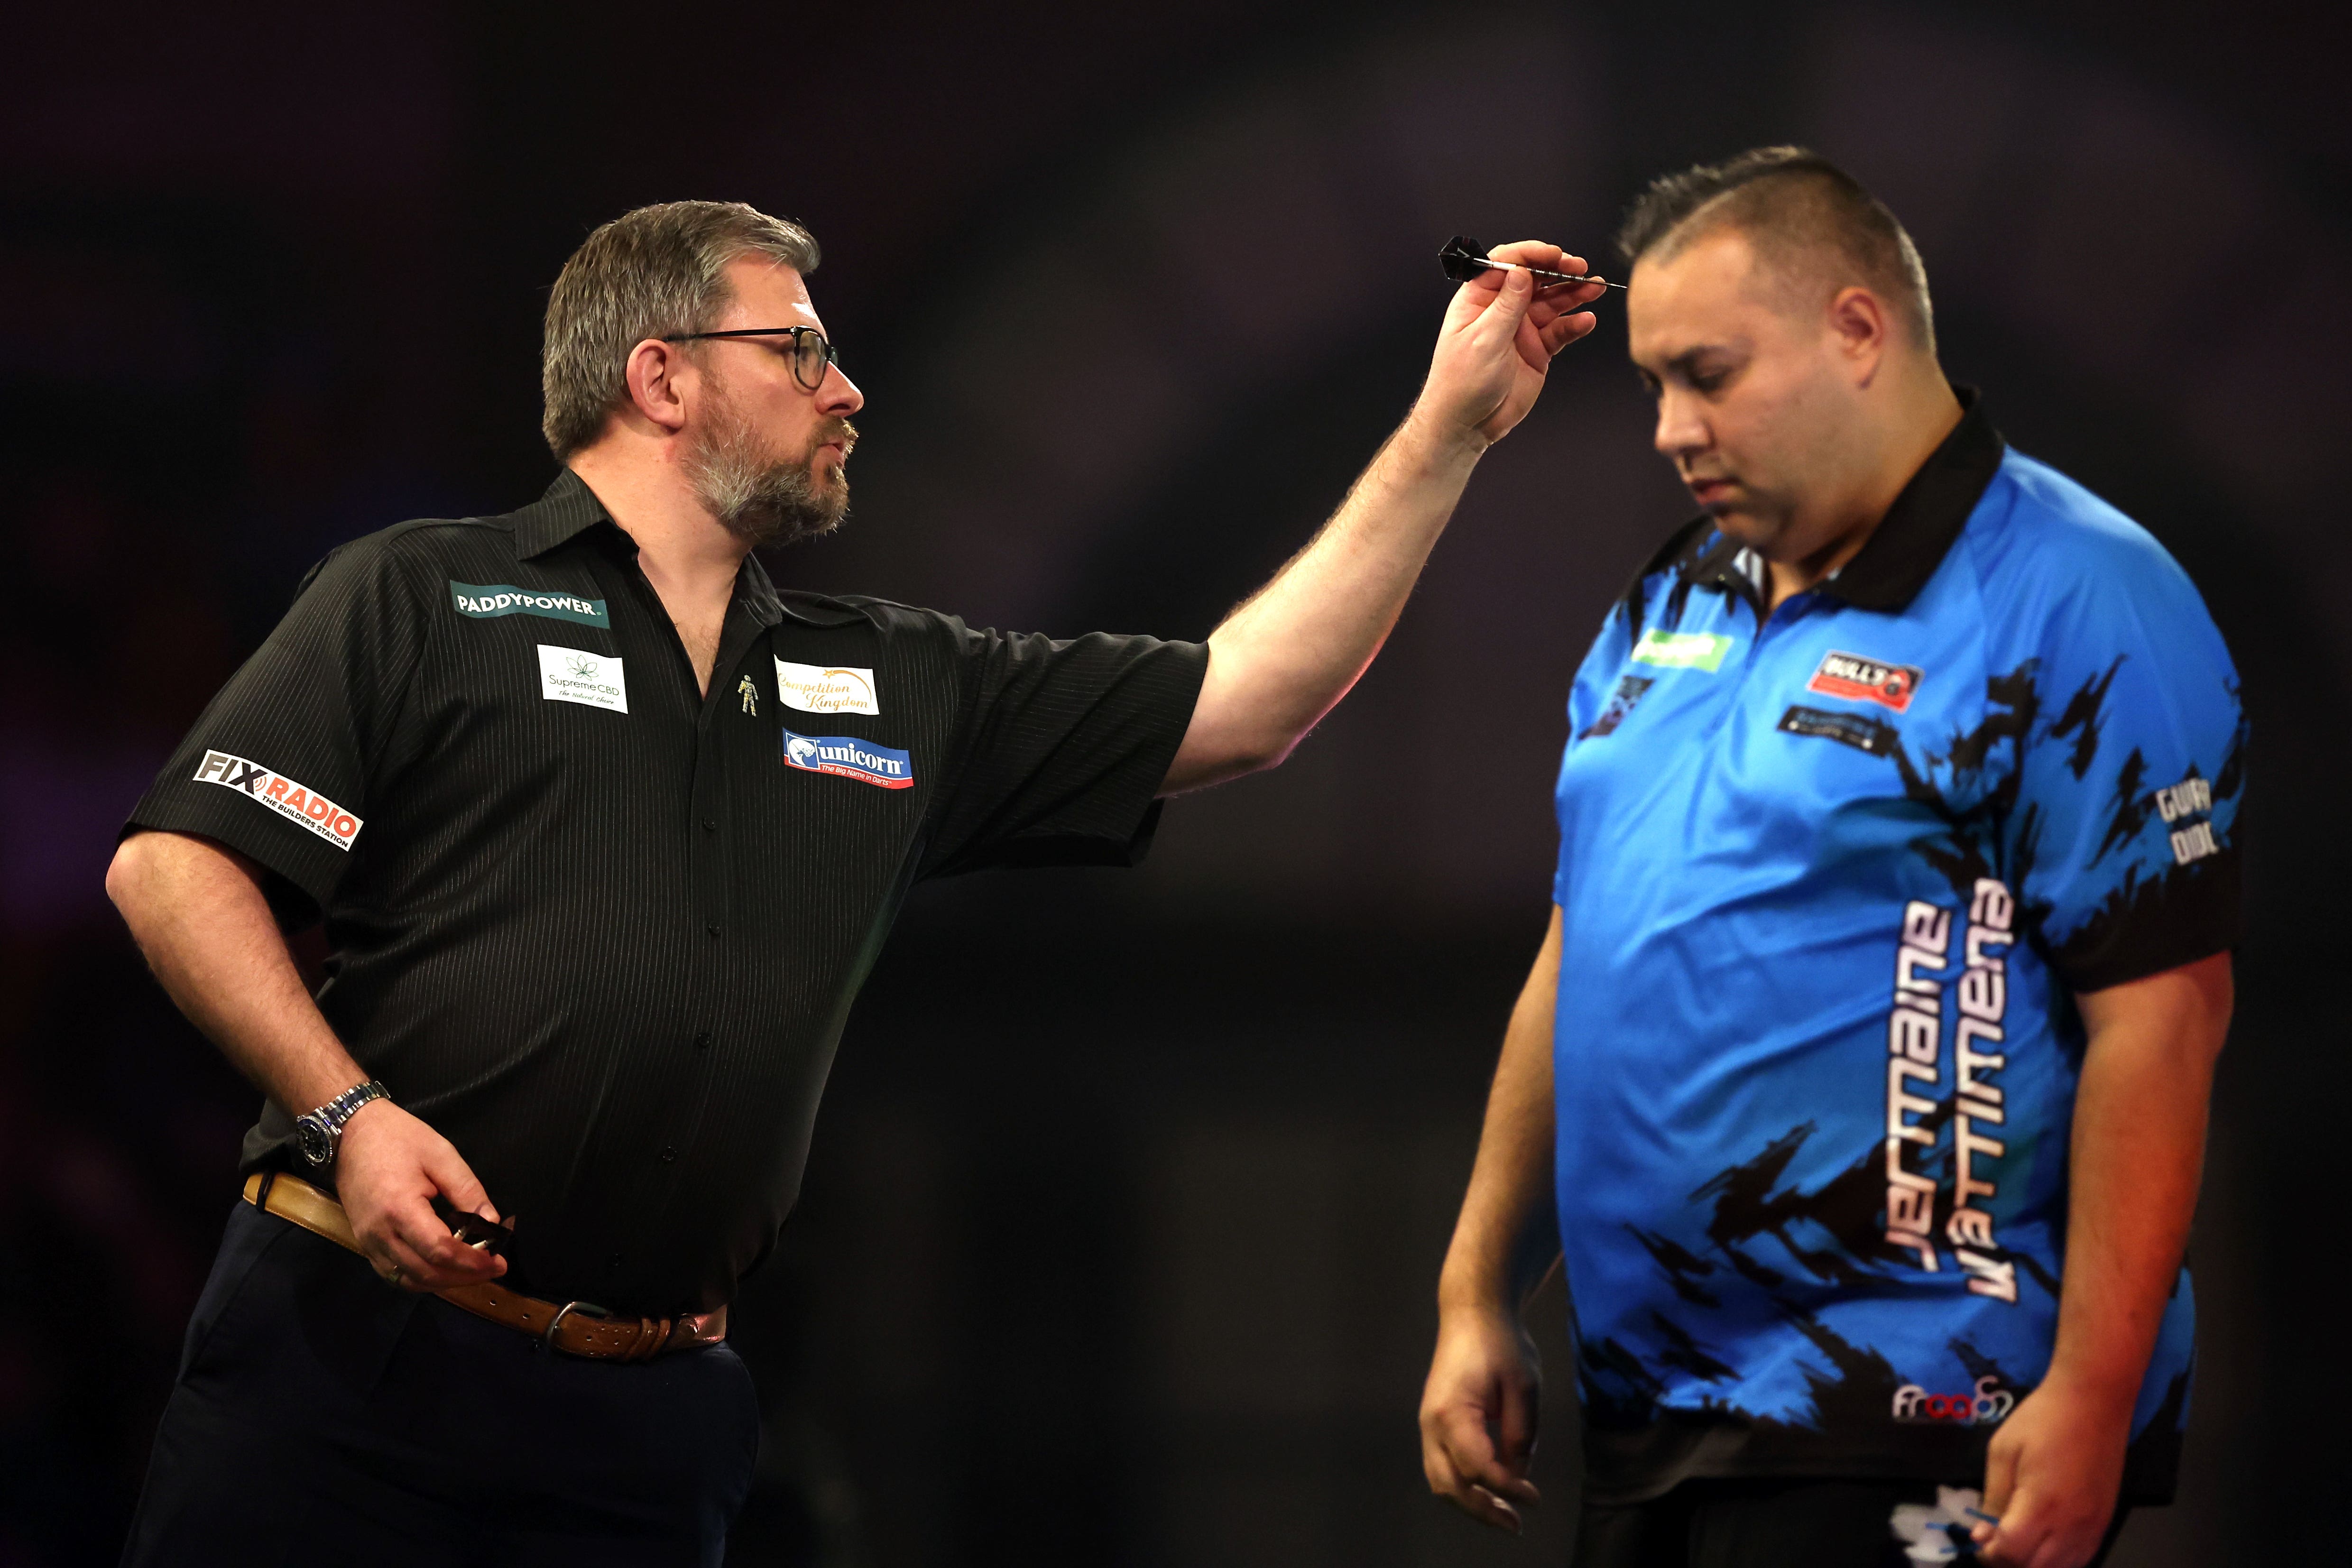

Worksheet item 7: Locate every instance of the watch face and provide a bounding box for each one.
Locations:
[294,1116,333,1167]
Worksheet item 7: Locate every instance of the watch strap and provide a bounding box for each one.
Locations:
[313,1079,390,1133]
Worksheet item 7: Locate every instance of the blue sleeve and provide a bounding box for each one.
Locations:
[1553,593,1643,905]
[2008,536,2245,992]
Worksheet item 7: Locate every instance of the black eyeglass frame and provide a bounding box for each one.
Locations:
[660,325,842,391]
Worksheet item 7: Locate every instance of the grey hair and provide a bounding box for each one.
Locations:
[541,200,821,460]
[1616,147,1935,353]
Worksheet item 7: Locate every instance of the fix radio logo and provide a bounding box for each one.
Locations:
[193,751,363,850]
[1807,649,1924,713]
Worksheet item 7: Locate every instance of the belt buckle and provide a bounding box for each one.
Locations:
[539,1299,612,1353]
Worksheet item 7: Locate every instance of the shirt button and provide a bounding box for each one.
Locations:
[702,818,717,834]
[659,1146,678,1163]
[705,922,721,938]
[694,1031,713,1051]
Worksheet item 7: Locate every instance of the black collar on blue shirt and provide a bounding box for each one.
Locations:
[1636,386,2006,625]
[507,469,865,629]
[1813,385,2005,612]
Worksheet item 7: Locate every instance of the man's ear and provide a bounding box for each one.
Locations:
[1826,285,1891,382]
[621,338,693,435]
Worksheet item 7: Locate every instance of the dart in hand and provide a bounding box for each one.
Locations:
[1439,235,1626,291]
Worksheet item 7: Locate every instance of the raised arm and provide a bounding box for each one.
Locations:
[105,829,507,1291]
[1976,952,2232,1567]
[1161,246,1605,793]
[1420,905,1565,1532]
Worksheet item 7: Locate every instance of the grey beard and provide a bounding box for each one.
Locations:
[684,405,849,550]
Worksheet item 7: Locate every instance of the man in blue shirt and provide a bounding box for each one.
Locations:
[1419,149,2240,1568]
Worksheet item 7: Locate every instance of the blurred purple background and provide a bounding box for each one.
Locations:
[3,2,2344,1562]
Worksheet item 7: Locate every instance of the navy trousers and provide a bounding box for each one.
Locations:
[120,1201,760,1567]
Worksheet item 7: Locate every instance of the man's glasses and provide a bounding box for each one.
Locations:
[661,324,842,391]
[1439,235,1626,291]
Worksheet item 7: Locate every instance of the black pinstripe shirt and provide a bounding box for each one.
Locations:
[129,471,1207,1313]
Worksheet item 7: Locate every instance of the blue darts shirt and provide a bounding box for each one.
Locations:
[1550,395,2242,1503]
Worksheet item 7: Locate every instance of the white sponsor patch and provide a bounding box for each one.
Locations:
[192,750,364,850]
[774,659,880,715]
[537,645,628,713]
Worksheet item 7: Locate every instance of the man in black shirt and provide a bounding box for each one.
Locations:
[105,201,1609,1563]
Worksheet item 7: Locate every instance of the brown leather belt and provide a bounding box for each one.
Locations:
[242,1171,725,1362]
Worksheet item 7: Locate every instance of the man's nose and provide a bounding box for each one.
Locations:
[819,363,864,417]
[1653,390,1707,461]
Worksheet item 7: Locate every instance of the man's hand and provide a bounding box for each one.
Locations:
[1972,1374,2131,1567]
[335,1099,508,1291]
[1419,241,1607,449]
[1157,249,1605,793]
[1419,1301,1544,1532]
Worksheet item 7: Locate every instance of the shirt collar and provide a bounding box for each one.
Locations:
[1811,385,2004,612]
[513,468,813,630]
[512,468,612,558]
[1669,385,2005,616]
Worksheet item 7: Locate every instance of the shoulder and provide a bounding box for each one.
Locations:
[288,516,502,608]
[1962,451,2219,652]
[1967,451,2197,604]
[779,591,971,641]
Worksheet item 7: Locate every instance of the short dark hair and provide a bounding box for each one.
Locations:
[542,201,821,461]
[1615,147,1934,351]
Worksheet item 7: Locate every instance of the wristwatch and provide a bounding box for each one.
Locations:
[293,1080,390,1169]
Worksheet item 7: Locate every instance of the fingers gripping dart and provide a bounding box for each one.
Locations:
[1440,235,1627,291]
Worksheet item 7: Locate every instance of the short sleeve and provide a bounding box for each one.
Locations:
[1552,600,1641,907]
[919,623,1208,879]
[122,533,433,917]
[2010,543,2245,993]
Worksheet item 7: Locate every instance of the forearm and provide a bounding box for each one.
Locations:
[1164,413,1484,791]
[1439,906,1564,1316]
[107,830,366,1115]
[2047,956,2232,1404]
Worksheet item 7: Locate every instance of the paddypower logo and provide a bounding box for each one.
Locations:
[450,581,609,627]
[781,729,913,789]
[192,751,363,849]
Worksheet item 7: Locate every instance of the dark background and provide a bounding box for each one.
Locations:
[3,2,2345,1562]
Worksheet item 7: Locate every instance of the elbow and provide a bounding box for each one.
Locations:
[104,834,148,913]
[1233,729,1300,777]
[1227,722,1311,781]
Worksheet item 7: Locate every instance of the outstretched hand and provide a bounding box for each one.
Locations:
[1418,241,1607,448]
[336,1099,509,1291]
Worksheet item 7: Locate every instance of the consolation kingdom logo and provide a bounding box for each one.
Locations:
[781,729,913,789]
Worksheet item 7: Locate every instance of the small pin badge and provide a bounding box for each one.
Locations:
[737,675,758,715]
